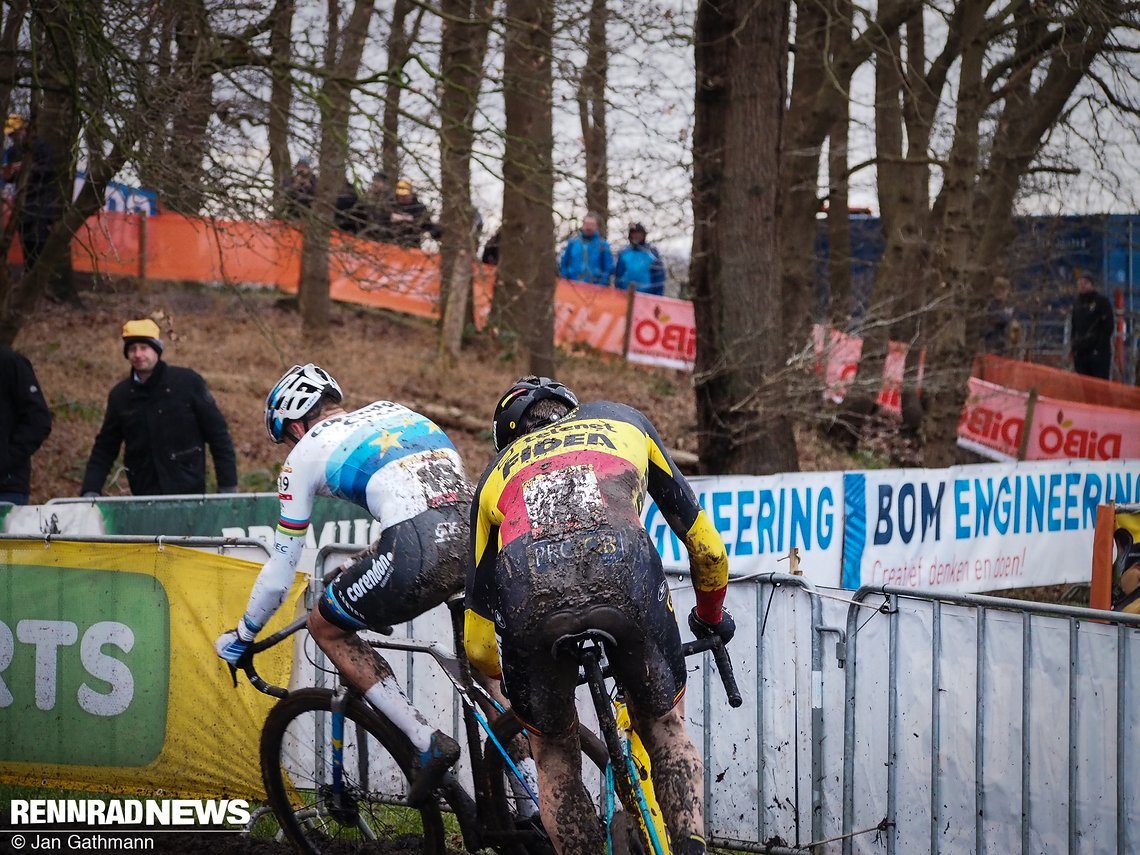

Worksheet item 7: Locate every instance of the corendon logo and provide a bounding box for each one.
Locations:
[633,310,696,358]
[1038,409,1122,459]
[960,403,1024,449]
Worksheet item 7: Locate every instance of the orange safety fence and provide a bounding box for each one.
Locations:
[973,354,1140,411]
[9,209,645,354]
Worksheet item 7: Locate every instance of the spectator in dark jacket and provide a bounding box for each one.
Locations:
[81,319,239,497]
[358,172,396,242]
[1070,273,1114,380]
[281,158,316,220]
[388,179,440,249]
[0,345,52,504]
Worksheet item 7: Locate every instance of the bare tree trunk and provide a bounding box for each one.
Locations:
[496,0,555,377]
[0,0,29,116]
[781,0,920,383]
[920,5,1110,464]
[381,0,422,184]
[166,0,213,214]
[691,0,794,475]
[268,0,295,216]
[136,8,175,193]
[26,0,79,305]
[299,0,375,340]
[825,49,851,327]
[438,0,491,359]
[577,0,608,228]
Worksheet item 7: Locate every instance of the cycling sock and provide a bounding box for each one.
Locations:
[510,757,540,819]
[364,677,435,751]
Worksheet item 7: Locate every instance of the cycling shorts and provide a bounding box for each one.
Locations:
[319,503,468,632]
[495,526,685,737]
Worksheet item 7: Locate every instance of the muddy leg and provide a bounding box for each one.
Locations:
[307,608,437,750]
[637,698,704,849]
[530,730,604,854]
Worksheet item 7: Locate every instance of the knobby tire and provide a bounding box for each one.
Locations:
[260,687,446,855]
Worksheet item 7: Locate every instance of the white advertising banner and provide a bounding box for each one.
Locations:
[841,458,1140,593]
[626,294,697,371]
[641,472,847,587]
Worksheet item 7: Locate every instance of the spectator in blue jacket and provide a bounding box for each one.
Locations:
[614,222,666,296]
[559,212,613,285]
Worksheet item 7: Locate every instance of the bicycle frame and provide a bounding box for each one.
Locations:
[239,601,544,854]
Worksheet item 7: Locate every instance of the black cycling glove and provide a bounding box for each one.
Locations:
[688,606,736,644]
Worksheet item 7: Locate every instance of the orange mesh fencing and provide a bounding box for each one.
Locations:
[974,354,1140,411]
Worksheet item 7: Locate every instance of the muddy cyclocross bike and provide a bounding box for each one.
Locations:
[232,574,740,855]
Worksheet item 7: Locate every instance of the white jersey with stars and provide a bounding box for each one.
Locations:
[239,400,468,637]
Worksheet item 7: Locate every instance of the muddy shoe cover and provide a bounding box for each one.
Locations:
[675,834,708,855]
[407,730,461,805]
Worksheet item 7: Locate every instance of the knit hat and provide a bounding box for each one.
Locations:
[122,318,164,357]
[396,179,412,194]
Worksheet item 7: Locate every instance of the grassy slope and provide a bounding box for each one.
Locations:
[14,281,855,505]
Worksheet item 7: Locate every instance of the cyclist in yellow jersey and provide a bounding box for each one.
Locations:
[464,376,734,855]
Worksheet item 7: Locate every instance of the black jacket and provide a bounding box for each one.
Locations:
[81,361,238,496]
[1071,289,1114,356]
[0,346,52,497]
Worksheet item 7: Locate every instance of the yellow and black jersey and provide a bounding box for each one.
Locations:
[463,400,728,679]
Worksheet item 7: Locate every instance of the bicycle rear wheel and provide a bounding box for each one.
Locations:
[260,687,446,855]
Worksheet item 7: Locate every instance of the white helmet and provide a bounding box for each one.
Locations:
[265,363,343,443]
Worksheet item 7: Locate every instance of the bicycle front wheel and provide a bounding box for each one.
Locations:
[260,688,446,855]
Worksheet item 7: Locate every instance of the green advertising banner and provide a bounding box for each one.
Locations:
[4,495,378,553]
[0,565,170,767]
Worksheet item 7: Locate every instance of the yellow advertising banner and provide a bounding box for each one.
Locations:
[0,540,305,798]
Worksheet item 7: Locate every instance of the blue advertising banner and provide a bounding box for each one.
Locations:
[842,459,1140,593]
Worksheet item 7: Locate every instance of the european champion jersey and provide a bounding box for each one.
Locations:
[242,401,468,634]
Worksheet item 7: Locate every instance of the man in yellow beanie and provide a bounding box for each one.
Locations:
[80,319,238,497]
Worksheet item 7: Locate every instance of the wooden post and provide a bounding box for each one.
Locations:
[621,285,637,358]
[1016,388,1038,461]
[1089,504,1117,611]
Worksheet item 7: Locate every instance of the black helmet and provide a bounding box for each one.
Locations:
[492,376,579,451]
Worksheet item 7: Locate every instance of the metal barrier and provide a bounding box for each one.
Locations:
[0,532,271,562]
[840,587,1140,855]
[297,549,1140,854]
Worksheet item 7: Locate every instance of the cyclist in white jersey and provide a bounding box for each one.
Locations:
[215,363,470,803]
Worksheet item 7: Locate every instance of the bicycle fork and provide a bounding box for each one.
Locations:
[325,686,364,827]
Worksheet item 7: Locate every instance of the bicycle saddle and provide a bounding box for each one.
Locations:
[545,605,636,660]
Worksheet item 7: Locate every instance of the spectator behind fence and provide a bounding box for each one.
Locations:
[1070,273,1114,380]
[358,172,396,242]
[281,158,316,220]
[388,179,441,249]
[982,275,1015,356]
[80,319,239,498]
[614,222,666,296]
[3,115,65,279]
[0,345,52,505]
[334,178,361,234]
[559,212,612,285]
